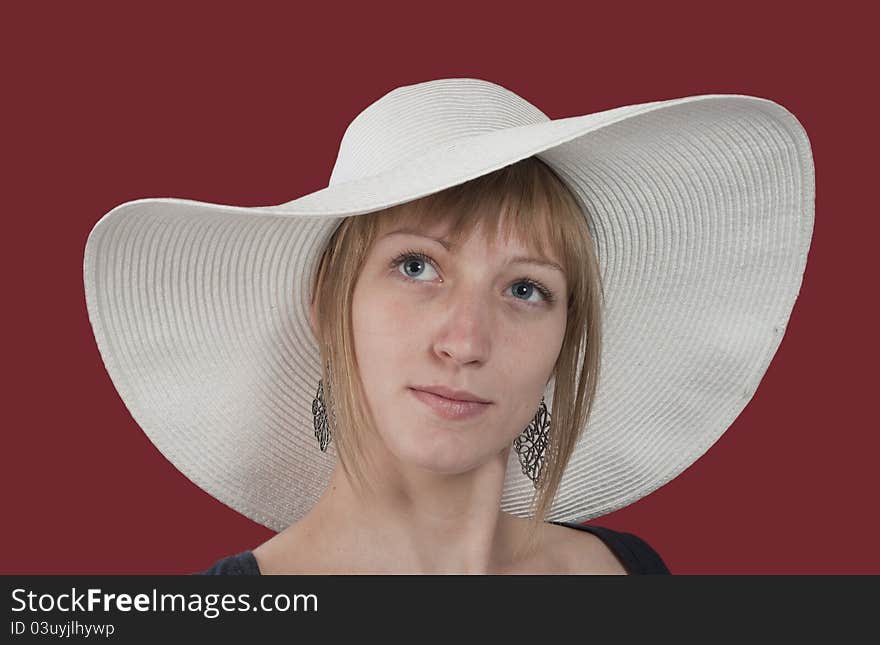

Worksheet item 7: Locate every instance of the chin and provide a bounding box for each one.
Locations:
[377,417,502,475]
[390,440,484,476]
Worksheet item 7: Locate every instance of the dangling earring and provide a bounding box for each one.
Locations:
[513,395,551,489]
[312,360,335,452]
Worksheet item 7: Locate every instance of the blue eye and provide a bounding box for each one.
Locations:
[398,253,438,280]
[389,248,556,307]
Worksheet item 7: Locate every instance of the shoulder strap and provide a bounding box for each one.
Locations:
[192,551,261,575]
[552,521,671,574]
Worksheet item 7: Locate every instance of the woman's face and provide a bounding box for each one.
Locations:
[349,214,568,476]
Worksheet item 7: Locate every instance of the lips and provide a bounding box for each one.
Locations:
[410,385,491,404]
[410,388,491,421]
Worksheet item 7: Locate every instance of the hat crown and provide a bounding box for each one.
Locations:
[328,78,549,186]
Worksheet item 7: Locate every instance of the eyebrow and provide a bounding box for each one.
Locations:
[383,228,564,274]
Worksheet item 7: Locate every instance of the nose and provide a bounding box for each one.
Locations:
[431,286,493,365]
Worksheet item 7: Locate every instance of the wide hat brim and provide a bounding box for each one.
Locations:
[83,82,815,532]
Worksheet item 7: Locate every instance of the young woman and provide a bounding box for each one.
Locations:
[83,78,814,574]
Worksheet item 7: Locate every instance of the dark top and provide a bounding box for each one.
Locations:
[193,521,670,575]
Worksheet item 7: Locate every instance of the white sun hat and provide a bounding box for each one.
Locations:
[82,77,815,532]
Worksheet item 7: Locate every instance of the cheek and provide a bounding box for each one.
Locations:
[350,283,422,404]
[353,287,415,354]
[495,320,565,429]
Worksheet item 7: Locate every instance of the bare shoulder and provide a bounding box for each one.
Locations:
[544,522,629,575]
[250,521,320,574]
[250,536,284,574]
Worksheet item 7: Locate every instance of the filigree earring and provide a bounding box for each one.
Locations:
[311,360,335,452]
[513,395,551,489]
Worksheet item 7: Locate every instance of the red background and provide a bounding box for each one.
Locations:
[3,2,876,574]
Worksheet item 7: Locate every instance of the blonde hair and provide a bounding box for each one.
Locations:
[309,155,605,560]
